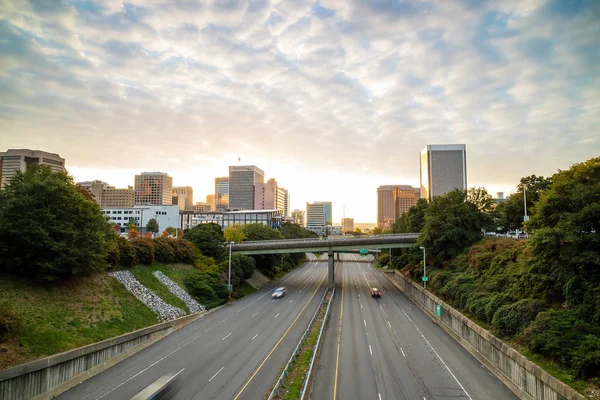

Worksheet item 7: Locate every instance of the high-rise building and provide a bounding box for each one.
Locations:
[134,172,173,205]
[377,185,418,229]
[172,186,194,211]
[306,201,332,230]
[420,144,467,201]
[292,209,305,226]
[284,192,291,217]
[215,177,229,211]
[342,218,354,232]
[0,149,65,187]
[228,165,264,210]
[206,194,215,210]
[78,180,135,208]
[254,178,288,215]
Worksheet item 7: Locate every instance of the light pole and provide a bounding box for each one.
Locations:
[419,246,427,289]
[228,241,234,292]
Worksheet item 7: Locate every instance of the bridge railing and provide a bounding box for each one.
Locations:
[234,233,419,246]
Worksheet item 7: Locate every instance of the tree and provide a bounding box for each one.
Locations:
[528,157,600,322]
[242,223,284,241]
[0,165,115,281]
[467,187,495,212]
[224,224,246,243]
[371,226,383,235]
[496,175,552,232]
[418,189,487,266]
[146,218,159,235]
[279,222,319,239]
[184,223,225,259]
[392,198,429,233]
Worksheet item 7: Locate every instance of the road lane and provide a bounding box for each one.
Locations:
[58,257,328,400]
[313,254,518,400]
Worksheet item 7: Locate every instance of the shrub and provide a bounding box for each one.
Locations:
[172,239,196,264]
[492,299,546,337]
[573,335,600,379]
[117,236,137,266]
[184,271,229,309]
[105,238,120,267]
[485,292,517,323]
[153,238,175,263]
[466,293,492,322]
[130,237,154,265]
[0,306,21,342]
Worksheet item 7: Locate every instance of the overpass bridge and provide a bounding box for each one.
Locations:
[231,234,419,289]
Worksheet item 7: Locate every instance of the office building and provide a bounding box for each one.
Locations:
[254,178,288,215]
[173,186,194,210]
[215,177,229,211]
[0,149,65,187]
[342,218,354,232]
[206,194,215,210]
[420,144,467,201]
[292,209,305,226]
[377,185,418,229]
[78,180,135,208]
[284,192,291,217]
[193,202,212,213]
[496,192,506,204]
[306,201,333,235]
[228,165,264,210]
[103,205,179,234]
[135,172,173,205]
[180,209,283,230]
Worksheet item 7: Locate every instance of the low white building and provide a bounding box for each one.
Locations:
[306,225,342,237]
[103,205,179,234]
[179,209,283,230]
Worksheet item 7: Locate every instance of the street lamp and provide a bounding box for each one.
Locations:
[228,241,235,292]
[419,246,427,289]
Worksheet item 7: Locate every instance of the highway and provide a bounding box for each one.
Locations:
[58,255,328,400]
[312,253,518,400]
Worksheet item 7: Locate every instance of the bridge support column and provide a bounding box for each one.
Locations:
[328,250,334,290]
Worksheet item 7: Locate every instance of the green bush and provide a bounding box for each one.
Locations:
[485,292,517,323]
[0,305,21,342]
[130,237,154,265]
[117,237,137,266]
[153,238,175,263]
[492,299,546,337]
[184,271,229,309]
[106,238,120,267]
[466,293,492,322]
[524,310,600,378]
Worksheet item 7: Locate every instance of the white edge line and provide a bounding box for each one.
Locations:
[208,367,224,382]
[387,321,391,328]
[400,347,406,357]
[402,310,472,400]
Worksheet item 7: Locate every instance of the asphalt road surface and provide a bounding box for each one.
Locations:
[312,253,518,400]
[58,255,328,400]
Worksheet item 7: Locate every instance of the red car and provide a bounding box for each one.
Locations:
[371,288,381,298]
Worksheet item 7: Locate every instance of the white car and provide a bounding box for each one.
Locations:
[272,287,286,298]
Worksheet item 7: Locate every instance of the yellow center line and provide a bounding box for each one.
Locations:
[333,258,345,400]
[233,269,327,400]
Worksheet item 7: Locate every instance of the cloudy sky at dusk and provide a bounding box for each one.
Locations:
[1,0,599,223]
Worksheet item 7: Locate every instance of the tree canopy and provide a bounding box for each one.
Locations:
[184,223,225,259]
[392,198,429,233]
[146,218,159,234]
[224,224,246,243]
[279,222,319,239]
[0,165,115,281]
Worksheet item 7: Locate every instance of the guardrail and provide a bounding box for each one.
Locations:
[300,287,335,400]
[267,289,331,400]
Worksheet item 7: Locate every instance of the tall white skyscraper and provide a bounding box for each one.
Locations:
[228,165,264,210]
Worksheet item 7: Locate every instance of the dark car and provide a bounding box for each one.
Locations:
[371,288,381,298]
[272,287,286,298]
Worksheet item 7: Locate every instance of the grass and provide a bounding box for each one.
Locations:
[279,293,329,399]
[235,281,257,298]
[0,273,158,370]
[129,263,191,313]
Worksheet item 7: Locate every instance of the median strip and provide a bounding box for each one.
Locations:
[268,289,335,400]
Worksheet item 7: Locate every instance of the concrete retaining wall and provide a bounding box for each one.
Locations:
[0,312,205,400]
[384,271,586,400]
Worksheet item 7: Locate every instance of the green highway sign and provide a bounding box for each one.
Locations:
[359,249,369,255]
[422,276,429,282]
[436,304,441,317]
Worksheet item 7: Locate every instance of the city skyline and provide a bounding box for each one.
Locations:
[2,1,599,222]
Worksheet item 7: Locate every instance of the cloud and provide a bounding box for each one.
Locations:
[1,0,599,222]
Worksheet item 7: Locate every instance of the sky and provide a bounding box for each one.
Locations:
[1,0,599,223]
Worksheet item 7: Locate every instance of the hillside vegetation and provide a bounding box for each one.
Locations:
[390,156,600,394]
